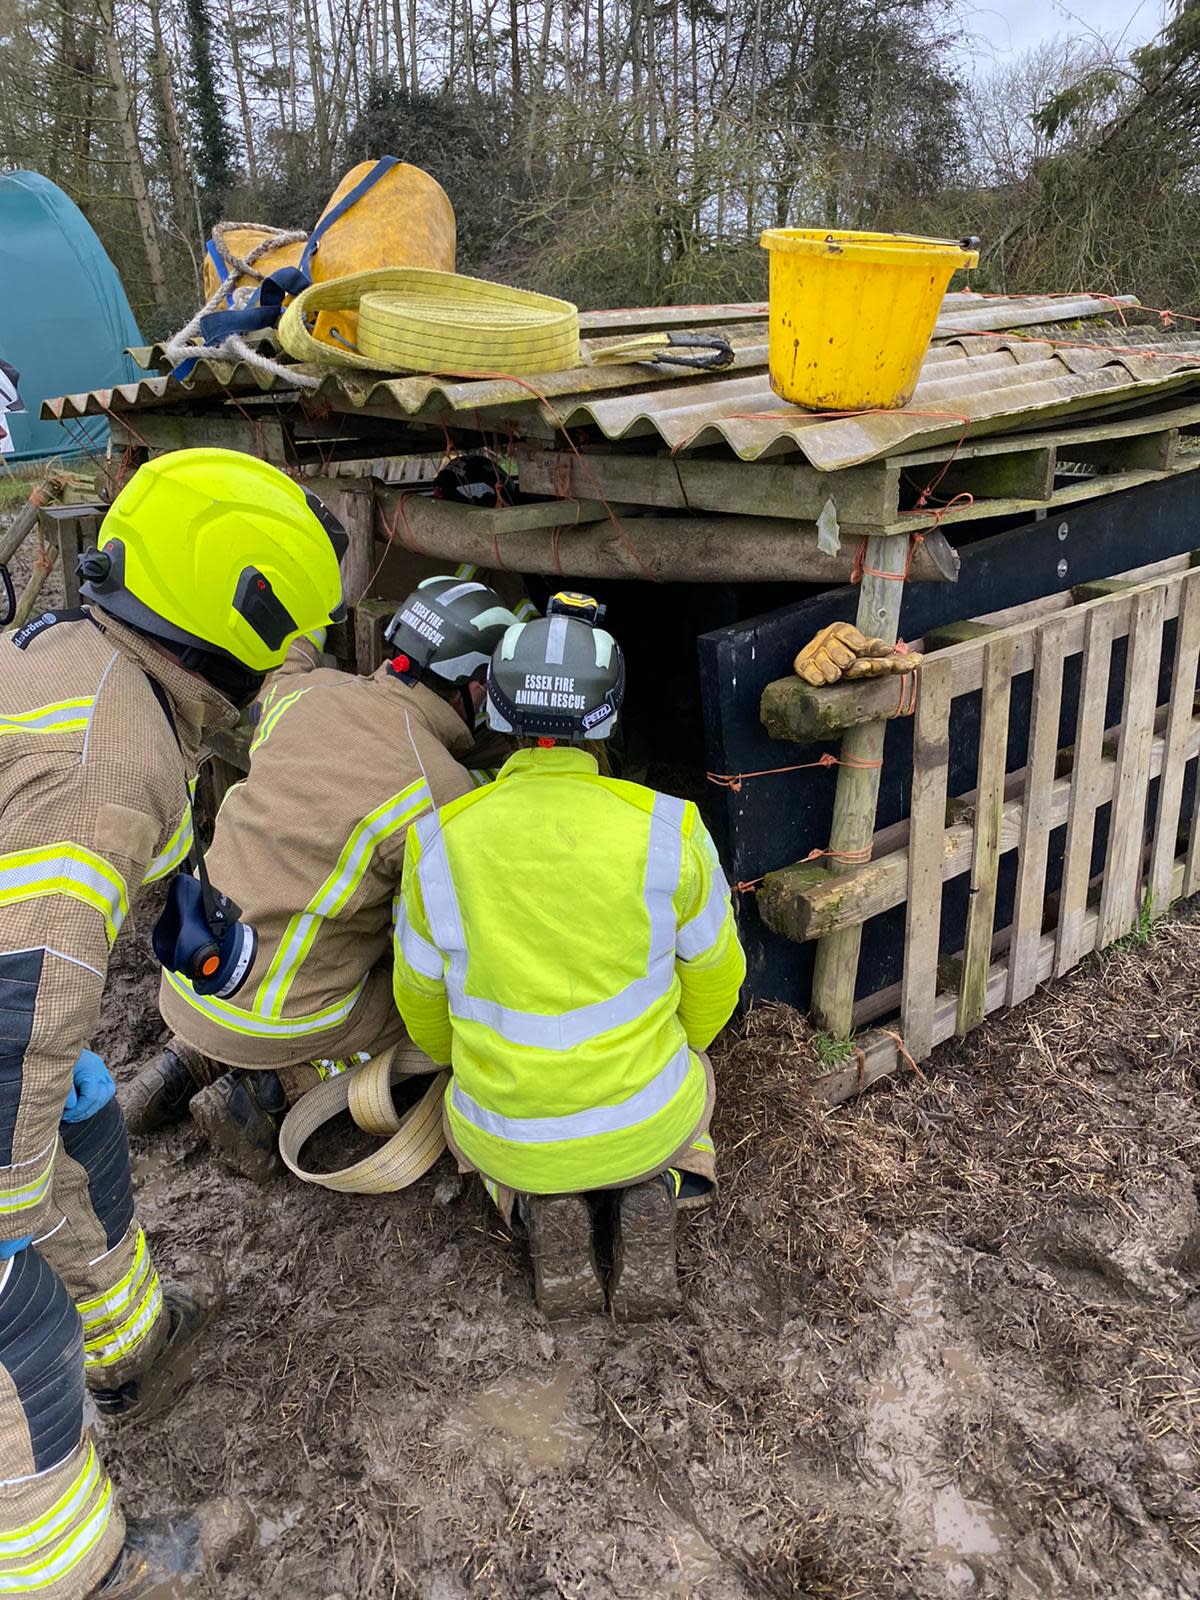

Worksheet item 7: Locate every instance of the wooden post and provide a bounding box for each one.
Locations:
[311,478,375,672]
[810,533,912,1036]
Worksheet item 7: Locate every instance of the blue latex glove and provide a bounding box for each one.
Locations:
[0,1237,32,1260]
[62,1049,116,1124]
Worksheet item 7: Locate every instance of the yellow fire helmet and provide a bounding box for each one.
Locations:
[81,449,348,677]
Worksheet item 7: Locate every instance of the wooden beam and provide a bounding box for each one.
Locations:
[1098,584,1167,945]
[900,657,952,1059]
[1006,617,1067,1006]
[375,490,959,584]
[514,446,902,526]
[354,596,395,676]
[810,535,911,1036]
[936,446,1056,504]
[123,411,293,463]
[759,670,920,745]
[1148,571,1200,915]
[1066,430,1179,473]
[1055,604,1120,975]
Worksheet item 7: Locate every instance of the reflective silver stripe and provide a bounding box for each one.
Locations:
[676,874,730,961]
[394,901,443,979]
[436,580,488,605]
[141,785,196,884]
[451,1042,691,1143]
[415,793,685,1051]
[544,615,568,665]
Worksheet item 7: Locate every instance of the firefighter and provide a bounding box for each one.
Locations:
[391,593,746,1319]
[127,578,519,1181]
[0,448,346,1597]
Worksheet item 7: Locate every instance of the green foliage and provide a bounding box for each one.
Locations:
[1034,69,1121,141]
[812,1032,857,1068]
[181,0,236,225]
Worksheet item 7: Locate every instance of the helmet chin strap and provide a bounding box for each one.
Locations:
[177,644,265,709]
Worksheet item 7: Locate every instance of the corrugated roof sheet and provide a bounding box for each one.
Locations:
[47,291,1200,473]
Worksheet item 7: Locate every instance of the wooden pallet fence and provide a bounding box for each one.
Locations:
[759,566,1200,1103]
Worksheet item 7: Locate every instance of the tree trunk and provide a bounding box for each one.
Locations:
[97,0,168,308]
[509,0,522,113]
[223,0,259,185]
[408,0,418,92]
[301,0,330,171]
[149,0,193,241]
[391,0,408,93]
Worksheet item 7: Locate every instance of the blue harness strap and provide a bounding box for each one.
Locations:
[206,238,232,308]
[297,155,399,273]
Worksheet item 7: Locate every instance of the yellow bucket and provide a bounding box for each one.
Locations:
[758,229,980,411]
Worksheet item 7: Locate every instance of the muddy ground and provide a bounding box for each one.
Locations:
[86,894,1200,1600]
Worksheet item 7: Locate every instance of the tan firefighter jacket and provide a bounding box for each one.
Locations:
[0,607,234,1237]
[158,650,483,1068]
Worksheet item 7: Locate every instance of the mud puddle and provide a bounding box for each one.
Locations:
[439,1363,594,1471]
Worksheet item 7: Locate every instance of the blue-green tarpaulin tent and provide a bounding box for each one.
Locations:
[0,171,143,463]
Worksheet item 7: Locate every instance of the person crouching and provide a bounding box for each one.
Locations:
[391,592,746,1318]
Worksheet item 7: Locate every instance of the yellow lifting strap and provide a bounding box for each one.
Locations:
[277,267,581,376]
[277,1043,449,1193]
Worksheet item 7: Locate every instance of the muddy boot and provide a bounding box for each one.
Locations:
[122,1042,220,1136]
[98,1514,204,1595]
[609,1175,681,1321]
[522,1193,605,1319]
[190,1069,286,1184]
[93,1286,212,1424]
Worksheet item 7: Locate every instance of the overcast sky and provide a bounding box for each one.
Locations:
[958,0,1167,72]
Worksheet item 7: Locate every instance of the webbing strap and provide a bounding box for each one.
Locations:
[198,266,311,345]
[277,1043,448,1192]
[206,239,233,309]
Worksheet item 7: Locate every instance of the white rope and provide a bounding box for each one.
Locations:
[164,224,319,390]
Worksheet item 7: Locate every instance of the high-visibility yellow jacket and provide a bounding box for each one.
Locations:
[392,747,745,1194]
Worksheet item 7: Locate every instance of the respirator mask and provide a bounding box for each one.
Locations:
[152,869,258,998]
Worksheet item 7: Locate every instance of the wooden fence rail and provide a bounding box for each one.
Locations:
[768,565,1200,1102]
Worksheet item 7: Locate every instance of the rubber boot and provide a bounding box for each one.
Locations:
[93,1286,212,1423]
[97,1514,204,1595]
[523,1193,605,1319]
[609,1175,681,1321]
[190,1069,286,1184]
[122,1043,218,1136]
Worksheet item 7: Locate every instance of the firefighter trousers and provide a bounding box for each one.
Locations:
[0,1099,168,1599]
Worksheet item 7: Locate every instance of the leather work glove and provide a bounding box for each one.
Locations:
[62,1048,116,1124]
[794,622,921,686]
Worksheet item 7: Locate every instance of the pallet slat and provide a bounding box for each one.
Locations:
[1149,571,1200,914]
[1055,604,1120,974]
[956,634,1014,1035]
[1006,617,1067,1005]
[900,659,953,1059]
[1098,585,1167,945]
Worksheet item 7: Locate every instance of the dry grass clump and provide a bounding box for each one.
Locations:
[711,912,1200,1313]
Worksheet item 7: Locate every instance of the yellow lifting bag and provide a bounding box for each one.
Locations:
[202,224,306,304]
